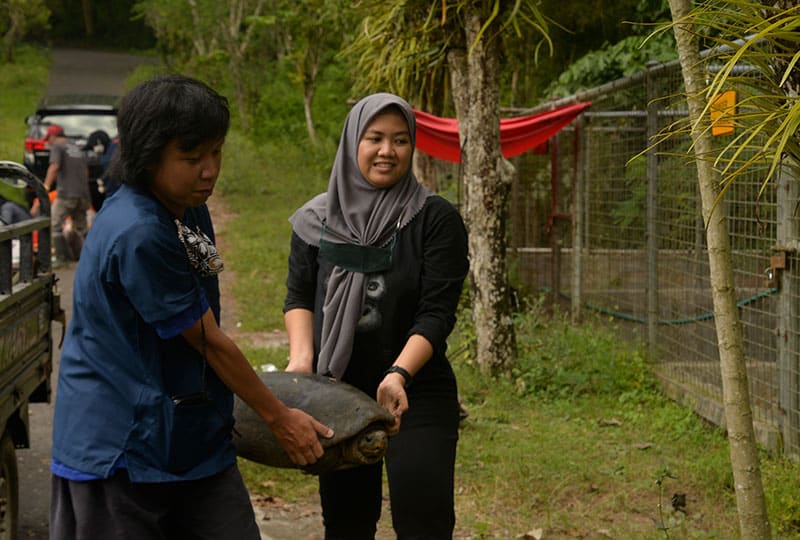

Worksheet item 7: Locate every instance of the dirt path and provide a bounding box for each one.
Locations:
[48,48,155,96]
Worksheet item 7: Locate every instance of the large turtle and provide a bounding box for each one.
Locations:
[233,372,395,475]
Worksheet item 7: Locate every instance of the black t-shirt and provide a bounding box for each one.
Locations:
[285,195,469,398]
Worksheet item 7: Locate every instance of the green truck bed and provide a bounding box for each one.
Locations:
[0,160,63,538]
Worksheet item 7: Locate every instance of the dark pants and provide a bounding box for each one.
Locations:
[49,465,260,540]
[319,395,459,540]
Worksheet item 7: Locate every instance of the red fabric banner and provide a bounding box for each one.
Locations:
[414,101,592,163]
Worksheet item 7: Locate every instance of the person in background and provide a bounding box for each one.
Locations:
[85,129,112,210]
[49,74,333,540]
[99,135,121,198]
[0,195,31,225]
[39,124,91,266]
[284,93,469,539]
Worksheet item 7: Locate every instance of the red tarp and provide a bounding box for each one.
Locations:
[414,101,592,163]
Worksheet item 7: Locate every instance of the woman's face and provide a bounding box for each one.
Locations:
[149,138,224,217]
[357,109,412,189]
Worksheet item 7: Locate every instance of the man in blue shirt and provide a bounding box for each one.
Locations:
[50,74,333,540]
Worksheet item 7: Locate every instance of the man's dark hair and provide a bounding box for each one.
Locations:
[109,74,230,188]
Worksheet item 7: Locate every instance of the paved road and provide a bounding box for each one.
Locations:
[46,48,153,97]
[17,265,74,540]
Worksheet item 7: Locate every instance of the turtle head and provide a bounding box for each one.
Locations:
[340,423,390,466]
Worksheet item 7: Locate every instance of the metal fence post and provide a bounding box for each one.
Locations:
[571,116,585,321]
[645,63,660,357]
[549,132,562,307]
[776,161,800,456]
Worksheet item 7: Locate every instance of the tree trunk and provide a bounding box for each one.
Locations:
[81,0,94,36]
[413,80,448,192]
[3,24,17,64]
[303,86,318,144]
[231,57,250,131]
[447,9,516,376]
[302,56,319,144]
[413,152,438,192]
[668,1,771,538]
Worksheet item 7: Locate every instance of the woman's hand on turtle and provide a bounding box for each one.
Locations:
[377,375,408,435]
[271,407,334,466]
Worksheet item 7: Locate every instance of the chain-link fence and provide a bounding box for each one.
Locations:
[506,59,800,458]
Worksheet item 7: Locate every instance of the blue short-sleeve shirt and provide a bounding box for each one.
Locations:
[51,184,235,482]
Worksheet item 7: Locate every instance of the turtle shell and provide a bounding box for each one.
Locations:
[233,371,395,475]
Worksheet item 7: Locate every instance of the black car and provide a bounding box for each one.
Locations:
[23,95,119,209]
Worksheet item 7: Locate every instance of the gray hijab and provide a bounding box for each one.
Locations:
[289,93,431,378]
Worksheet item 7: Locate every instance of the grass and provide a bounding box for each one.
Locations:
[437,306,743,538]
[213,131,335,331]
[0,45,50,162]
[237,305,753,538]
[6,46,800,540]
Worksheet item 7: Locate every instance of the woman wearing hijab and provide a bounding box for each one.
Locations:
[284,93,469,539]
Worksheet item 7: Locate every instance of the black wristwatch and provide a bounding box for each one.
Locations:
[383,365,412,388]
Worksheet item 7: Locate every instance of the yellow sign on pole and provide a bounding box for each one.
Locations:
[710,90,736,136]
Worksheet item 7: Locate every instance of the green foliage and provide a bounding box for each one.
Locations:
[214,131,334,331]
[544,32,677,98]
[132,0,356,140]
[132,0,221,65]
[652,462,679,535]
[652,0,800,196]
[610,146,698,249]
[306,61,354,141]
[345,0,454,107]
[346,0,551,110]
[1,0,50,63]
[505,298,655,400]
[611,155,648,229]
[512,0,672,103]
[448,306,743,538]
[122,61,170,93]
[251,69,310,141]
[272,0,356,91]
[0,44,48,159]
[45,0,153,49]
[440,293,800,535]
[251,58,351,144]
[762,457,800,536]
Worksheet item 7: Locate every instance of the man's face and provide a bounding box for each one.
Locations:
[150,138,224,217]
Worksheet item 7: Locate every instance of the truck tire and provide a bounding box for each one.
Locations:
[0,432,18,540]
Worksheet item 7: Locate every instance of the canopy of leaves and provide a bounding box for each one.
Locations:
[655,0,800,196]
[544,32,677,98]
[345,0,552,112]
[45,0,154,49]
[2,0,51,62]
[523,0,674,102]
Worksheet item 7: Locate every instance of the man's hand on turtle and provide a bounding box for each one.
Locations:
[377,375,408,435]
[271,407,334,466]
